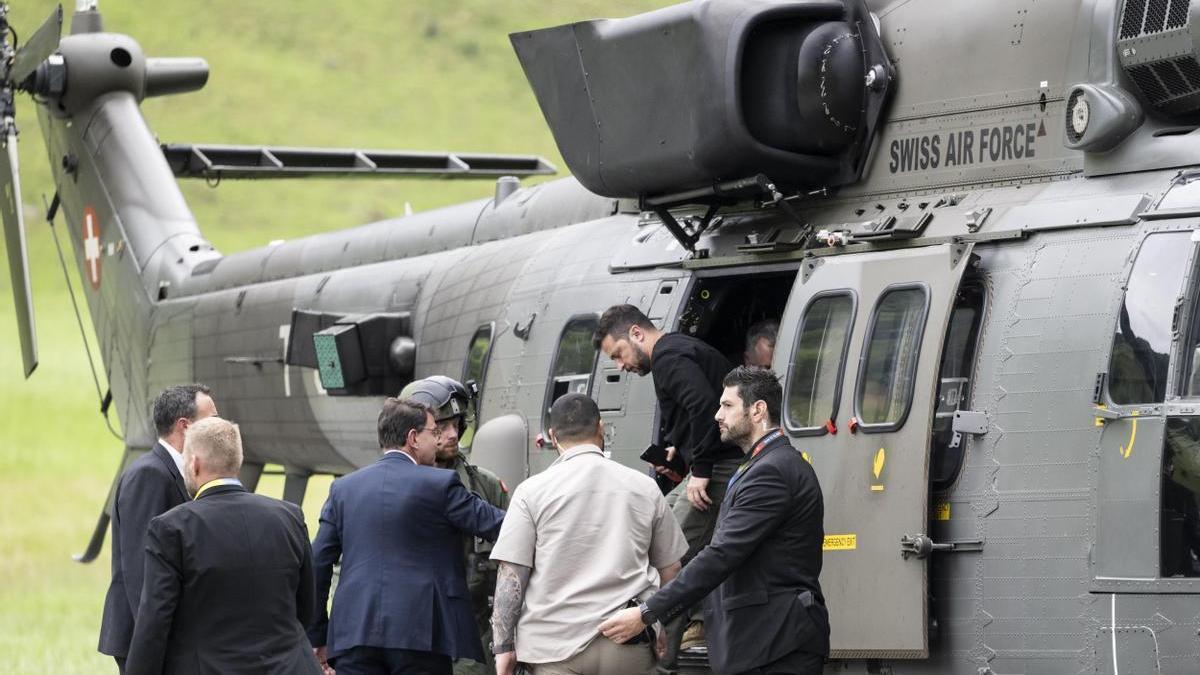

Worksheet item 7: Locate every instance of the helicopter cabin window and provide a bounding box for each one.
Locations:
[463,323,494,389]
[459,323,494,447]
[1107,232,1191,404]
[856,285,929,431]
[785,292,855,434]
[543,315,600,429]
[1177,244,1200,398]
[1162,417,1200,577]
[930,279,985,491]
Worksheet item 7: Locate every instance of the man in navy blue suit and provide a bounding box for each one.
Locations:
[308,397,507,675]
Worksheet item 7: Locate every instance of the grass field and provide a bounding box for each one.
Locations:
[0,1,665,671]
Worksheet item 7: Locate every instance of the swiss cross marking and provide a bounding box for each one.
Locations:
[83,206,102,290]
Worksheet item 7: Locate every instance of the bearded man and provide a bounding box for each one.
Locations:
[598,366,829,675]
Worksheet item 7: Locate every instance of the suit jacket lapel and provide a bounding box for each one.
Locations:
[152,442,190,502]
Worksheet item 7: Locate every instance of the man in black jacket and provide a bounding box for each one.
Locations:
[98,384,217,673]
[599,367,829,675]
[595,305,744,654]
[125,417,322,675]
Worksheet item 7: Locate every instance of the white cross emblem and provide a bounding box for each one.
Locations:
[83,208,101,289]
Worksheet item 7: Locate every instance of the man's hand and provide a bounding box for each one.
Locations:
[598,606,646,644]
[686,474,712,511]
[495,650,518,675]
[651,446,683,483]
[656,623,667,660]
[313,646,334,675]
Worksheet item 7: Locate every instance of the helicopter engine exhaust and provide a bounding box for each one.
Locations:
[510,0,894,200]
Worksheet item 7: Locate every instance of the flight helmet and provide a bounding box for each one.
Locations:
[398,375,475,436]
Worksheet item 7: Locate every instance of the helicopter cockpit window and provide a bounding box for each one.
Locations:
[856,285,929,431]
[543,315,600,430]
[1107,232,1191,404]
[785,292,855,434]
[930,280,985,491]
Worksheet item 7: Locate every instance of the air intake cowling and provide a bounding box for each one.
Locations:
[1118,0,1200,115]
[510,0,893,199]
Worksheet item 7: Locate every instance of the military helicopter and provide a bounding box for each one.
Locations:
[5,0,1200,672]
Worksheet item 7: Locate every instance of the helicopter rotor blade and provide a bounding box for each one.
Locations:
[9,4,62,85]
[0,125,37,377]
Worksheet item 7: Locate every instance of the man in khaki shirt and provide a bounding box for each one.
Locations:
[490,393,688,675]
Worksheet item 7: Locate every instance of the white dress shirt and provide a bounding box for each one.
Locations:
[159,438,186,477]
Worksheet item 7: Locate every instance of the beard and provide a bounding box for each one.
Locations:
[719,417,754,447]
[631,342,653,375]
[435,444,458,464]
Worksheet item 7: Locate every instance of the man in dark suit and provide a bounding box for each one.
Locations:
[600,367,829,675]
[308,398,507,675]
[125,416,322,675]
[98,384,217,673]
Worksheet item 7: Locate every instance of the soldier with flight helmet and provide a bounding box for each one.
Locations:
[398,375,510,675]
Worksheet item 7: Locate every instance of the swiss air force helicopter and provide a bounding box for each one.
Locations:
[5,0,1200,672]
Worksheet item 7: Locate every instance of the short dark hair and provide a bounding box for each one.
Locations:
[722,366,782,426]
[548,393,602,444]
[745,319,779,353]
[378,398,433,449]
[152,384,212,437]
[593,304,655,349]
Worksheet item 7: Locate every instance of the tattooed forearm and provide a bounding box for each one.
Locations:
[490,561,531,652]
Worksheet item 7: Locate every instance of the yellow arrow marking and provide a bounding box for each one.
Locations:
[1120,411,1139,459]
[870,447,886,492]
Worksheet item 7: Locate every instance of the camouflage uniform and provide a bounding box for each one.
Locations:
[399,375,509,673]
[450,452,509,675]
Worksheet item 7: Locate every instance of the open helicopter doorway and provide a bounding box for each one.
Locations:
[672,266,799,369]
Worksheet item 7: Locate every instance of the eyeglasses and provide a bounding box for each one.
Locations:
[420,426,443,438]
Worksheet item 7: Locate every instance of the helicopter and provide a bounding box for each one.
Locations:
[5,0,1200,673]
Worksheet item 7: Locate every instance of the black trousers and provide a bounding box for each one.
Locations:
[333,646,453,675]
[732,649,824,675]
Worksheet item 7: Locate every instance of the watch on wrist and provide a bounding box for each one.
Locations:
[491,641,514,655]
[638,601,657,626]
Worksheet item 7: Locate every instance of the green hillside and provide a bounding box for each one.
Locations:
[0,2,666,671]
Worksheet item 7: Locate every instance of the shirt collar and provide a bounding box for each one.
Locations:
[551,443,605,467]
[194,477,242,500]
[159,438,186,476]
[384,448,418,464]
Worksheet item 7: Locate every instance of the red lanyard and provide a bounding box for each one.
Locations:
[749,428,784,460]
[729,428,784,489]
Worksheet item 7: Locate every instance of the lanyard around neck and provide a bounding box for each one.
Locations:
[727,428,784,494]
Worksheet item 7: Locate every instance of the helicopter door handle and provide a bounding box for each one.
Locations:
[899,534,984,560]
